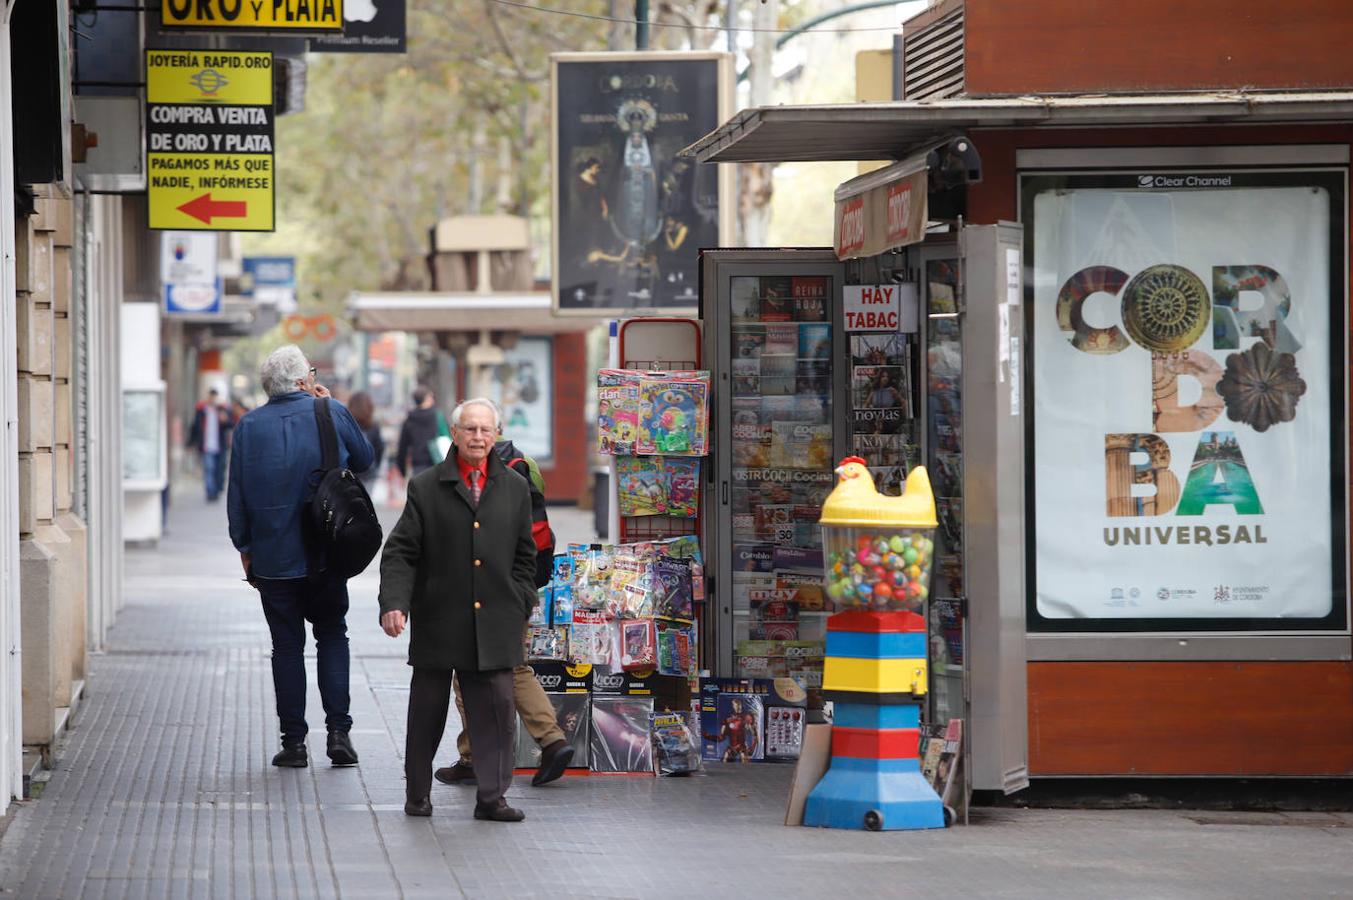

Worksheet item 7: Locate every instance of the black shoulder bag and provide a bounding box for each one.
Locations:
[306,398,383,580]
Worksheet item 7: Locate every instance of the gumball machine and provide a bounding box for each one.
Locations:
[803,458,944,831]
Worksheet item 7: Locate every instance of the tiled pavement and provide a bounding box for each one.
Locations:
[2,488,1353,898]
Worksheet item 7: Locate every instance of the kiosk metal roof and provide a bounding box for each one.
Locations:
[681,92,1353,164]
[346,292,608,333]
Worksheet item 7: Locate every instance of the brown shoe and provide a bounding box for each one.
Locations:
[531,739,574,787]
[434,760,477,785]
[473,800,525,822]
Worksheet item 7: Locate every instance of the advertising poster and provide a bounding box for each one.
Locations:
[1025,170,1346,629]
[552,52,731,314]
[487,337,553,463]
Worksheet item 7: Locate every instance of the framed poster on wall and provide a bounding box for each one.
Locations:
[551,51,734,316]
[1022,165,1347,633]
[487,337,553,464]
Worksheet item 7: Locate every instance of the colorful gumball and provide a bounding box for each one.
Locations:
[903,546,919,565]
[873,582,893,602]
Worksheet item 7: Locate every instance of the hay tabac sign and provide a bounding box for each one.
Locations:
[146,50,274,232]
[161,0,342,31]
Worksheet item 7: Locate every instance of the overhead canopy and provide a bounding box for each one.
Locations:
[347,292,609,333]
[681,91,1353,164]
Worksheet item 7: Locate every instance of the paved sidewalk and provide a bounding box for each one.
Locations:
[2,489,1352,899]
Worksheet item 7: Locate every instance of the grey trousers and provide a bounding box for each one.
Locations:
[406,667,515,808]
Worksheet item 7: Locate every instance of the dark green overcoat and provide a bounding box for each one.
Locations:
[377,449,536,672]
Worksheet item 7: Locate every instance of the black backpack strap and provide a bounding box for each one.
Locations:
[314,397,340,471]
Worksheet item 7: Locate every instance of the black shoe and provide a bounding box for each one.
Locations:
[404,797,432,817]
[473,800,525,822]
[434,760,477,785]
[272,744,308,768]
[531,740,574,787]
[327,732,359,766]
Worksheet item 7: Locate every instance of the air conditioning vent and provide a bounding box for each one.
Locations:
[903,3,965,101]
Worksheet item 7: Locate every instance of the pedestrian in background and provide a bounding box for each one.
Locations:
[378,398,536,822]
[347,391,385,492]
[393,385,445,480]
[188,387,231,502]
[227,344,374,770]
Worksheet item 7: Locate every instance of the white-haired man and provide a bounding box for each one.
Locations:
[378,398,537,821]
[228,345,373,769]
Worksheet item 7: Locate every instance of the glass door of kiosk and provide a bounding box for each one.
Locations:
[701,249,849,685]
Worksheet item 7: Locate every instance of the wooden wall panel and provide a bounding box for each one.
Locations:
[964,0,1353,96]
[1028,662,1353,775]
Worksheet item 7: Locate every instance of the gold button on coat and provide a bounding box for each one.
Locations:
[474,601,482,610]
[473,521,480,529]
[474,559,482,567]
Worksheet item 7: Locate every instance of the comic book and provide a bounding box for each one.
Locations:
[615,456,668,517]
[656,619,695,676]
[619,618,658,671]
[597,368,641,455]
[609,549,652,619]
[637,372,710,457]
[527,625,568,661]
[569,611,612,666]
[653,555,694,620]
[572,544,613,612]
[651,711,702,775]
[663,457,700,518]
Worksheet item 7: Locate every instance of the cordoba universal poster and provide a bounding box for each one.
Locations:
[1024,170,1346,629]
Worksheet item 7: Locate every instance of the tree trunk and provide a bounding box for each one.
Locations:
[740,0,777,247]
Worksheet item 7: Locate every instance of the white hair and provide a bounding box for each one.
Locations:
[451,397,501,429]
[260,345,309,397]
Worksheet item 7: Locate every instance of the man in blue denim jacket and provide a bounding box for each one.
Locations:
[228,345,374,769]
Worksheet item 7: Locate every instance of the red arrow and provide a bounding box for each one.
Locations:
[176,192,248,224]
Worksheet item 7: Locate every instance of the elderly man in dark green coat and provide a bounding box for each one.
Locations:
[377,398,537,822]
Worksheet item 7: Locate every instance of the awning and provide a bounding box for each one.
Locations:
[346,291,610,333]
[681,91,1353,164]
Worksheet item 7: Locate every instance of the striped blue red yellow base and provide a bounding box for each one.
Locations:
[803,611,944,831]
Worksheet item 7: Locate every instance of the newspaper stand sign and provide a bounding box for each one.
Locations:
[146,50,275,232]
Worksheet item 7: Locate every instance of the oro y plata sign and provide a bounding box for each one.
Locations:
[161,0,342,31]
[146,50,275,232]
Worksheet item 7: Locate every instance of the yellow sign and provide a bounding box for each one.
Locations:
[160,0,342,31]
[145,50,275,232]
[146,50,274,105]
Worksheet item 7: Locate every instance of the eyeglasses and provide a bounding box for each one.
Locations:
[308,367,317,378]
[455,426,496,436]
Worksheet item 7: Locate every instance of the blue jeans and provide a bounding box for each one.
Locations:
[203,451,224,500]
[258,576,352,745]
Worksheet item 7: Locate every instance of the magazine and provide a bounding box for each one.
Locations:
[851,332,907,367]
[597,368,641,455]
[615,456,668,517]
[637,372,710,456]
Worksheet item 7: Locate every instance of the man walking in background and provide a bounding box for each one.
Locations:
[393,385,444,480]
[379,398,537,822]
[189,387,232,502]
[228,345,373,769]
